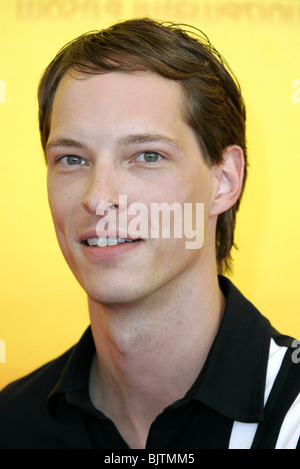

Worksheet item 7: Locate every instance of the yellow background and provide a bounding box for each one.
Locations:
[1,0,300,389]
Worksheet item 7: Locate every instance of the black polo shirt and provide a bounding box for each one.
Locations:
[0,276,299,449]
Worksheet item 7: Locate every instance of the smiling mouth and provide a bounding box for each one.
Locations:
[82,237,142,247]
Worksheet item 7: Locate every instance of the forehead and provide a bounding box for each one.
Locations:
[55,68,182,99]
[49,70,186,139]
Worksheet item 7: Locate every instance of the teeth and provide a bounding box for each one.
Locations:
[97,238,109,247]
[86,237,132,247]
[107,238,118,246]
[87,238,99,246]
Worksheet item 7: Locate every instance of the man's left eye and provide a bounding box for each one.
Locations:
[60,155,86,165]
[135,152,162,163]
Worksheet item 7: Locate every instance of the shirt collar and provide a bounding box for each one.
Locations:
[48,276,272,423]
[47,327,95,417]
[189,276,271,423]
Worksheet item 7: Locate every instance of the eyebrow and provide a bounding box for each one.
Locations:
[46,133,184,153]
[46,138,85,152]
[116,133,184,151]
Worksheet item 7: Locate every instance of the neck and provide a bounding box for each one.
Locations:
[88,268,224,448]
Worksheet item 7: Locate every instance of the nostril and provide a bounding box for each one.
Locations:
[96,201,118,213]
[82,195,119,215]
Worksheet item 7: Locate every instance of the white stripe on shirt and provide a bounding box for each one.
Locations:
[229,339,300,449]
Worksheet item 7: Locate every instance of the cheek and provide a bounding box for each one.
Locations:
[140,176,186,205]
[47,179,74,236]
[47,187,78,268]
[48,188,63,227]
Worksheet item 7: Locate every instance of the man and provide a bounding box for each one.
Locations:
[0,18,299,449]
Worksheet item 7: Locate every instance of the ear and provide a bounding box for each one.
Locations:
[210,145,245,217]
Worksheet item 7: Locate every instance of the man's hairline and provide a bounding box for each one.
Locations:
[43,66,213,168]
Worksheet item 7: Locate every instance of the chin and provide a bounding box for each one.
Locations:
[84,280,145,307]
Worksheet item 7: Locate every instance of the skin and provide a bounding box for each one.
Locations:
[46,70,244,448]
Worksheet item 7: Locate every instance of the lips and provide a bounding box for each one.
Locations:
[79,233,143,260]
[83,237,141,247]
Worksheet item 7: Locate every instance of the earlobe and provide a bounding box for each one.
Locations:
[210,145,245,217]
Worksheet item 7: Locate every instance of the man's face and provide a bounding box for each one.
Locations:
[46,70,219,306]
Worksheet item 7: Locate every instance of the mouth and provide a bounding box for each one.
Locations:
[82,237,142,247]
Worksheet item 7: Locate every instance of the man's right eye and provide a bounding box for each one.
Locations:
[59,155,87,165]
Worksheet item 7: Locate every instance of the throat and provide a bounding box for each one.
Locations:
[87,282,224,443]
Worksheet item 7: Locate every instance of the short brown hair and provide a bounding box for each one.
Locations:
[38,17,247,273]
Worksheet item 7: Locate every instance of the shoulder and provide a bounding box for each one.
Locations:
[0,347,73,448]
[255,335,300,449]
[0,346,73,400]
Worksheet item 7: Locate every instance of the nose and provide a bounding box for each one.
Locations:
[81,160,120,215]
